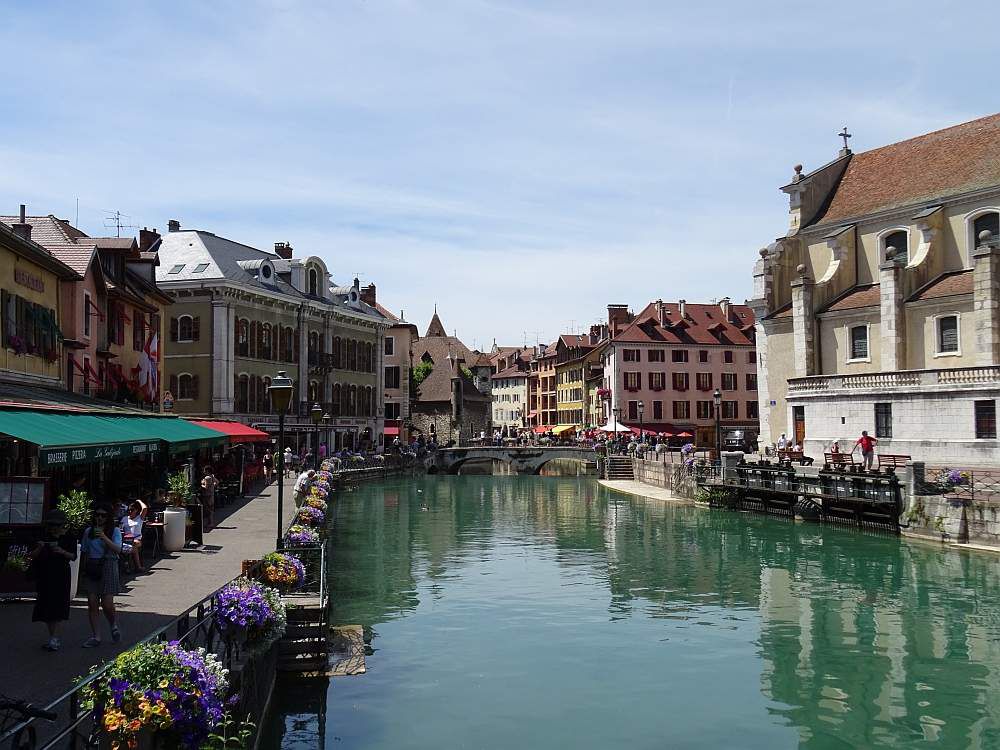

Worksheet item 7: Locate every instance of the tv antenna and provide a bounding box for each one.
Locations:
[102,210,137,238]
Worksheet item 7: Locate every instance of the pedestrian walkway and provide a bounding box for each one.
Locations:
[0,477,298,707]
[599,479,694,505]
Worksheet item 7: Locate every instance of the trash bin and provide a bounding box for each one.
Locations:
[163,507,187,552]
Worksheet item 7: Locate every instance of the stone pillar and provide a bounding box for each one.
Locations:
[973,234,1000,366]
[297,305,308,415]
[879,252,905,370]
[211,299,234,414]
[790,265,816,377]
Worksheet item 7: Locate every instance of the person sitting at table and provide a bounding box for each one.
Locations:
[120,501,146,572]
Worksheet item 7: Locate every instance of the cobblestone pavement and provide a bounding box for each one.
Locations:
[0,477,298,707]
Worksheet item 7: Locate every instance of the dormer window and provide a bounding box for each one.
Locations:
[974,212,1000,245]
[309,268,318,296]
[883,230,908,263]
[261,264,272,280]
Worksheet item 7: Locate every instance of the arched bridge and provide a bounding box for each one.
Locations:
[431,446,598,475]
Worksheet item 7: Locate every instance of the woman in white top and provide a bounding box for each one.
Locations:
[120,501,146,572]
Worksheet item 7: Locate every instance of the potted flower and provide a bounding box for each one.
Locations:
[283,524,319,547]
[259,552,305,592]
[295,506,325,527]
[84,640,232,749]
[214,578,286,650]
[56,489,92,596]
[304,496,327,513]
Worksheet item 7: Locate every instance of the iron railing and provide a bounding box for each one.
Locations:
[917,467,1000,504]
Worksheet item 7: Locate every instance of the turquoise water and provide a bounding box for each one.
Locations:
[264,476,1000,749]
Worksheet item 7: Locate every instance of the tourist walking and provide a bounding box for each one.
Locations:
[200,468,219,532]
[855,430,878,469]
[81,504,123,648]
[262,449,272,483]
[28,510,77,652]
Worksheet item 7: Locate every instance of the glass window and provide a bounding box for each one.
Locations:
[723,350,733,364]
[671,350,688,363]
[974,212,1000,246]
[652,401,663,420]
[672,372,689,391]
[696,401,713,419]
[875,402,892,438]
[168,264,185,274]
[384,336,395,356]
[746,373,757,391]
[699,350,709,363]
[883,230,908,262]
[721,373,737,390]
[850,325,869,360]
[192,263,209,273]
[975,400,996,439]
[672,401,690,419]
[722,401,738,419]
[938,316,959,354]
[747,400,759,419]
[696,372,712,391]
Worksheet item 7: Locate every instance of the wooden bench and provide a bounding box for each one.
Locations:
[778,449,814,466]
[878,453,911,469]
[825,452,856,466]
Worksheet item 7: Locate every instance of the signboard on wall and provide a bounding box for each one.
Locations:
[39,441,161,469]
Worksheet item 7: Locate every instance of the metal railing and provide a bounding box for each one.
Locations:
[917,467,1000,504]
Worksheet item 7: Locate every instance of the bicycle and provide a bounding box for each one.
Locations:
[0,696,56,750]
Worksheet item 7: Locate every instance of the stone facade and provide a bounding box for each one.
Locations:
[752,114,1000,464]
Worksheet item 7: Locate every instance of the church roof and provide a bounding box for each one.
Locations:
[425,310,447,337]
[810,112,1000,228]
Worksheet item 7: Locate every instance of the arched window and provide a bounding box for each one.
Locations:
[333,337,342,369]
[368,342,375,372]
[349,340,358,371]
[236,319,249,357]
[261,323,272,359]
[236,374,250,412]
[178,373,196,399]
[308,380,320,403]
[974,211,1000,246]
[332,383,341,417]
[341,338,348,369]
[308,268,318,296]
[883,229,908,263]
[262,376,272,413]
[178,315,194,342]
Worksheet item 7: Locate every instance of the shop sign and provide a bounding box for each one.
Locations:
[40,441,161,468]
[14,268,45,293]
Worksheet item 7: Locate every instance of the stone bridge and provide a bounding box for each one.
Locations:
[430,446,598,474]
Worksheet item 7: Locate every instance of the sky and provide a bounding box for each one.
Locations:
[2,0,997,350]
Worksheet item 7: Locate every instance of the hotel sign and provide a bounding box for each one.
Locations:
[14,268,45,293]
[40,440,161,468]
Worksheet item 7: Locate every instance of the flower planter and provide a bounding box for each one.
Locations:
[70,543,82,598]
[162,507,187,552]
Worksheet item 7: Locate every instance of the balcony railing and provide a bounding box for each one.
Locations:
[788,365,1000,395]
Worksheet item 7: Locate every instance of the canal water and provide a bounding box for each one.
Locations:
[264,476,1000,749]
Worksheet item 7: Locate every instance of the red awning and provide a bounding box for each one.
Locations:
[384,426,400,436]
[526,411,538,419]
[189,420,271,443]
[676,431,693,438]
[533,425,552,434]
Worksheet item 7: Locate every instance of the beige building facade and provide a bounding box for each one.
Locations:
[752,113,1000,464]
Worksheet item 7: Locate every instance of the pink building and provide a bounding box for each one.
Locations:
[601,299,758,446]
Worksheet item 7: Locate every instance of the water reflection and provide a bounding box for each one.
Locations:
[266,476,1000,749]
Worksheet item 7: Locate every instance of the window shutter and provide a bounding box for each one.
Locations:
[191,374,199,400]
[169,317,178,342]
[192,316,200,341]
[170,374,178,395]
[0,289,7,346]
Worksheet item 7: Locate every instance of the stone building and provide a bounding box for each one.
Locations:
[409,310,491,444]
[361,284,417,444]
[601,299,758,446]
[0,211,170,407]
[155,221,389,451]
[751,113,1000,464]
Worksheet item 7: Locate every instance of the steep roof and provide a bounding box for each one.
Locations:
[492,364,528,380]
[821,284,881,313]
[908,270,974,302]
[413,359,489,403]
[810,112,1000,227]
[612,301,755,346]
[425,310,447,337]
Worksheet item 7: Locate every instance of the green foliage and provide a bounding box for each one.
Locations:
[460,365,473,380]
[413,360,434,385]
[56,489,93,534]
[205,712,255,748]
[167,471,193,503]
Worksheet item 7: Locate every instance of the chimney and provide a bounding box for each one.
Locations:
[139,227,161,253]
[656,299,666,327]
[167,219,181,232]
[607,304,630,334]
[11,204,31,242]
[274,242,293,259]
[679,299,687,319]
[719,296,731,320]
[361,283,377,306]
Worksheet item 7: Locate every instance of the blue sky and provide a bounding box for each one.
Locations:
[2,0,996,349]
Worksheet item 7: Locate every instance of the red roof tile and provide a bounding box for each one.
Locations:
[822,284,881,312]
[908,270,974,301]
[811,113,1000,226]
[612,301,755,346]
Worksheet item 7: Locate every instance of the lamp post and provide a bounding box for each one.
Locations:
[612,406,621,450]
[638,400,645,444]
[268,371,294,549]
[322,412,331,463]
[713,388,722,461]
[310,403,323,468]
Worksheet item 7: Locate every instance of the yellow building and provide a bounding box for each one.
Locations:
[0,215,78,387]
[554,334,600,433]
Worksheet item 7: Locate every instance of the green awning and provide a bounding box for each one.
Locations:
[0,410,226,467]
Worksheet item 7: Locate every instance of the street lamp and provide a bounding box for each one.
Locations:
[322,412,331,462]
[612,406,622,447]
[638,400,645,444]
[268,371,294,549]
[713,388,722,461]
[310,403,323,468]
